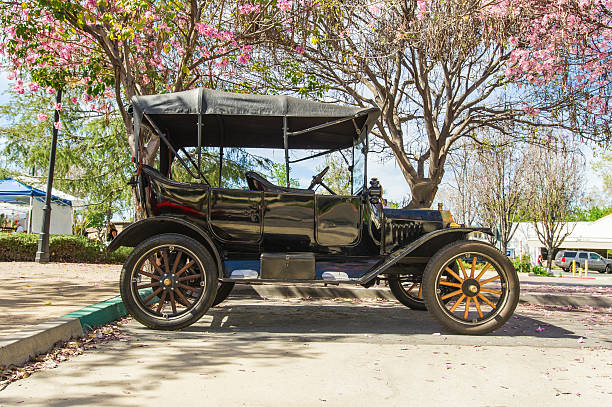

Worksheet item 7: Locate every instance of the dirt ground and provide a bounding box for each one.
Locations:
[0,262,121,337]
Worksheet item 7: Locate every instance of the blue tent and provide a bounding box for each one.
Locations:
[0,179,72,206]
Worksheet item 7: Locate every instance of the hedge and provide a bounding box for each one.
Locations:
[0,233,131,264]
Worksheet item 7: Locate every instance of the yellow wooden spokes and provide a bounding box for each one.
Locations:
[464,297,471,319]
[477,293,497,309]
[473,297,484,318]
[470,256,477,278]
[480,275,501,285]
[445,267,464,283]
[405,283,417,294]
[450,294,466,312]
[480,288,502,295]
[441,289,462,300]
[475,262,491,281]
[457,259,468,279]
[440,255,504,322]
[439,280,462,288]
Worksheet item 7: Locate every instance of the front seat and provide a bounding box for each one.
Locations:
[245,171,312,194]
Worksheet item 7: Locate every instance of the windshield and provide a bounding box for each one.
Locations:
[352,137,367,194]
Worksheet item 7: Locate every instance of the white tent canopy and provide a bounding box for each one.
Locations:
[0,179,74,235]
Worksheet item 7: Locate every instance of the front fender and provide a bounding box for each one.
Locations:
[108,216,222,277]
[358,227,491,284]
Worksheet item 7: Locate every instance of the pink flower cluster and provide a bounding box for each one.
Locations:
[238,3,261,14]
[484,0,612,115]
[278,0,292,12]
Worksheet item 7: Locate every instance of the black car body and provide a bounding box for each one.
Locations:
[110,88,519,335]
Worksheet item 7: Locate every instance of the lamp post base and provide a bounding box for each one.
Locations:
[35,232,50,263]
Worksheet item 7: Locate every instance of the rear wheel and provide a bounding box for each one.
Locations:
[389,277,426,310]
[422,240,519,335]
[605,265,611,274]
[120,233,217,330]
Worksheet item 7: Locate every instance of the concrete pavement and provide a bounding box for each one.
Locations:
[1,298,610,406]
[1,262,611,369]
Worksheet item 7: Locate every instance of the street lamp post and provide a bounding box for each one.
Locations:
[35,88,62,263]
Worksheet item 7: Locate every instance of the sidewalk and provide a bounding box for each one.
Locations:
[0,262,121,338]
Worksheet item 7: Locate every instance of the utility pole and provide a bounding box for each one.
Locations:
[35,88,62,263]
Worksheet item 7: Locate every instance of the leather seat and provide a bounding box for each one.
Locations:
[245,171,312,194]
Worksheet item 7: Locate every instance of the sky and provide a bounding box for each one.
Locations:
[0,73,609,217]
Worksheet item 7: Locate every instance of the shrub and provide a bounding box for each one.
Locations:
[512,255,531,273]
[530,265,553,277]
[0,233,131,264]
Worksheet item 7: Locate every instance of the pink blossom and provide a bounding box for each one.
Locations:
[54,102,62,111]
[278,0,292,12]
[296,46,305,54]
[70,97,78,104]
[368,2,384,15]
[12,84,25,94]
[46,87,56,95]
[36,113,49,121]
[238,3,261,14]
[53,121,62,130]
[28,82,40,92]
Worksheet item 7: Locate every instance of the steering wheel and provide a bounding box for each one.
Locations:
[308,166,330,190]
[307,166,336,195]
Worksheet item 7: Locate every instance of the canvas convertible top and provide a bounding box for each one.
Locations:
[132,88,380,150]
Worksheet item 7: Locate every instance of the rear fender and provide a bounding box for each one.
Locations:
[107,216,223,278]
[358,227,491,285]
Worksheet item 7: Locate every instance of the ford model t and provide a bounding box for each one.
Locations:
[109,88,519,335]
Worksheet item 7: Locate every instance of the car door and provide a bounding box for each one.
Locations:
[578,252,588,268]
[209,189,263,246]
[589,253,603,271]
[315,194,361,246]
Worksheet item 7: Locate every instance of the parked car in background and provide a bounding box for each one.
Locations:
[554,250,612,273]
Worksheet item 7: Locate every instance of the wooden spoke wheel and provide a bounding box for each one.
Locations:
[120,234,217,330]
[212,282,235,307]
[389,276,426,310]
[422,240,519,335]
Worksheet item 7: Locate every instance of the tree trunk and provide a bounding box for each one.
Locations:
[405,178,439,208]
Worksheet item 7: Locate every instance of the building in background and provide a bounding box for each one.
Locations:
[508,214,612,263]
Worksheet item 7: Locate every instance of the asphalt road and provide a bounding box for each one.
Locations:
[1,298,611,407]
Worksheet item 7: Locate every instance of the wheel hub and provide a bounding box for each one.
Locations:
[461,278,480,297]
[161,274,176,290]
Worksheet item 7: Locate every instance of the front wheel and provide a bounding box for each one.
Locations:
[120,233,218,330]
[212,282,235,306]
[606,265,612,274]
[422,240,519,335]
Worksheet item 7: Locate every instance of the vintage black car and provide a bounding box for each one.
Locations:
[109,88,519,335]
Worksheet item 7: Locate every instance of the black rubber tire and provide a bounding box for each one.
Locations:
[606,265,612,274]
[388,278,427,311]
[422,240,520,335]
[212,282,235,306]
[120,233,218,330]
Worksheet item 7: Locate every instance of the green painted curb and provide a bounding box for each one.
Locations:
[60,289,154,330]
[61,296,127,329]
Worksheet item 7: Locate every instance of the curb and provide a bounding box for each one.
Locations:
[0,295,129,367]
[229,284,612,308]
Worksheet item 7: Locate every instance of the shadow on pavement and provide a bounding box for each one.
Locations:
[180,301,581,340]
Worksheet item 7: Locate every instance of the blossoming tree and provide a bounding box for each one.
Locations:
[252,0,609,207]
[494,0,611,135]
[0,0,279,166]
